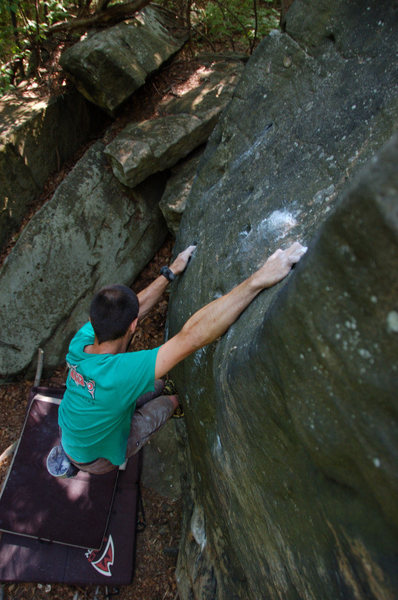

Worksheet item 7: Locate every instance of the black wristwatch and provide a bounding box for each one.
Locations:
[160,266,176,282]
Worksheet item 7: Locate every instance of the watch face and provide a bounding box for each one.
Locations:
[161,266,174,281]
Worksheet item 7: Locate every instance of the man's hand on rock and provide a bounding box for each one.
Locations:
[252,242,308,290]
[169,245,196,276]
[155,241,307,378]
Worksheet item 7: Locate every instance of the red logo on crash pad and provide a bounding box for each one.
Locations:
[85,535,115,577]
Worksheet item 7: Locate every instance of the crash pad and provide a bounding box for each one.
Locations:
[0,387,142,584]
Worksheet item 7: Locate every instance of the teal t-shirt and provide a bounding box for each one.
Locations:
[59,322,160,466]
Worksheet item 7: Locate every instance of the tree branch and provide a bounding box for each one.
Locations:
[211,0,250,43]
[49,0,152,33]
[250,0,258,54]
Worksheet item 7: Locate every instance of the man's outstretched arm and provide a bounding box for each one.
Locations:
[137,245,196,320]
[155,242,307,379]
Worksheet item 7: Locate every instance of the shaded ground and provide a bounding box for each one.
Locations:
[0,239,183,600]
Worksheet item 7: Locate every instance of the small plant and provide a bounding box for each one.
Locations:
[0,0,75,95]
[201,0,279,52]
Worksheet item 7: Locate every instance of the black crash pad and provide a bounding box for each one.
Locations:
[0,387,142,585]
[0,456,141,584]
[0,389,119,549]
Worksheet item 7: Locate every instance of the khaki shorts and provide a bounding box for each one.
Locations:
[67,380,175,475]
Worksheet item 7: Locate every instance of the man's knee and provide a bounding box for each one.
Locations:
[168,394,179,410]
[126,394,177,456]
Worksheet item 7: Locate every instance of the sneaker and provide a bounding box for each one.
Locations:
[163,379,178,395]
[46,445,79,478]
[172,405,184,419]
[163,380,184,418]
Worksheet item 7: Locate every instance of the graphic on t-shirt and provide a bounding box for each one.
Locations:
[68,362,96,400]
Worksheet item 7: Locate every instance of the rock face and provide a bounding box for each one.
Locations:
[60,6,187,115]
[104,58,244,187]
[168,1,398,598]
[0,90,102,252]
[0,142,167,379]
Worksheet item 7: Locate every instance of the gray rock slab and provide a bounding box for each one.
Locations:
[0,142,38,252]
[0,142,167,380]
[167,1,398,598]
[104,58,245,188]
[105,114,209,189]
[159,149,204,236]
[60,6,187,115]
[0,90,102,251]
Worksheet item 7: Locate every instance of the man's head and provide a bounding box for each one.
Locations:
[90,284,139,344]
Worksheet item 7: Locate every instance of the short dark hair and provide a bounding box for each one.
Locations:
[90,284,139,343]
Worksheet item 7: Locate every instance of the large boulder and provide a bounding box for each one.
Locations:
[60,6,187,115]
[0,142,167,380]
[168,1,398,598]
[104,57,244,187]
[0,89,103,252]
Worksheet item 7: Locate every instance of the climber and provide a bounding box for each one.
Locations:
[48,241,307,477]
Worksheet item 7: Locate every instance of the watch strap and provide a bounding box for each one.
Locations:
[160,266,176,282]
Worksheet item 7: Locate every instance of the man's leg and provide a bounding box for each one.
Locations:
[126,393,178,457]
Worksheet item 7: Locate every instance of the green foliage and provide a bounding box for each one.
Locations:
[0,0,78,95]
[0,60,16,94]
[161,0,280,52]
[197,0,279,51]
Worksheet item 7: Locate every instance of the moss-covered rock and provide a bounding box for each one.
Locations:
[60,6,187,115]
[0,142,167,379]
[0,90,102,252]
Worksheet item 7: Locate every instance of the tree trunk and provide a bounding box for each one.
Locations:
[95,0,112,12]
[280,0,295,26]
[8,0,19,46]
[8,0,25,78]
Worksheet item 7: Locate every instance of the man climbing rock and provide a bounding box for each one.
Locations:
[49,241,307,477]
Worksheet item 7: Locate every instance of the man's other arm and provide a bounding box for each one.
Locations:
[137,245,196,320]
[155,242,307,379]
